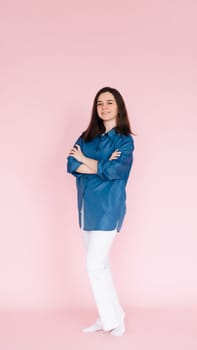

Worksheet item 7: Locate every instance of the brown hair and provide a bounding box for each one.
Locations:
[82,86,136,141]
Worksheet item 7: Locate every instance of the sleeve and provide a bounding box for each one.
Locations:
[67,135,83,178]
[97,135,134,181]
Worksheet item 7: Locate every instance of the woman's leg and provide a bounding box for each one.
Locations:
[82,229,125,332]
[82,230,103,332]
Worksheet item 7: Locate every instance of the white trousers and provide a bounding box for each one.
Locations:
[82,229,125,331]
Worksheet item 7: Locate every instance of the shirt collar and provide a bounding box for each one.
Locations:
[102,127,117,140]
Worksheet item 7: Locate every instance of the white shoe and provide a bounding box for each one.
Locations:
[110,315,126,336]
[82,318,103,333]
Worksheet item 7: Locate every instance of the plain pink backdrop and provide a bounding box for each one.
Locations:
[0,0,197,311]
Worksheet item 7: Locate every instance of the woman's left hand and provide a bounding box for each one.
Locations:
[109,149,121,160]
[69,144,85,163]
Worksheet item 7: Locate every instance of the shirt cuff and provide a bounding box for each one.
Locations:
[67,156,83,174]
[97,160,107,180]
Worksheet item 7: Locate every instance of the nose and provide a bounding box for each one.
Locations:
[101,103,107,110]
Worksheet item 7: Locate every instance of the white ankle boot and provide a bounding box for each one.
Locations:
[110,312,126,336]
[82,314,126,336]
[110,318,125,336]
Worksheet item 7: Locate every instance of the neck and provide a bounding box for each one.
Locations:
[103,120,117,133]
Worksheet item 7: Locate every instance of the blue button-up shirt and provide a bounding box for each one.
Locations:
[67,128,134,232]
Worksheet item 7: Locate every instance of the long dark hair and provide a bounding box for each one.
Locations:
[82,86,136,141]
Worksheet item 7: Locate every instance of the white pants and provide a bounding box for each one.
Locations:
[82,229,125,331]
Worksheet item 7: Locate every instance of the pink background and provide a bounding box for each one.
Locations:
[0,0,197,315]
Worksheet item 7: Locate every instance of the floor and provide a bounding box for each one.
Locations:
[0,306,196,350]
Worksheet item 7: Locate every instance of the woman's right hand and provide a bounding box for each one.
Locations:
[109,149,121,160]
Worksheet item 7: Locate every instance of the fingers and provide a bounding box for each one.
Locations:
[69,144,80,155]
[109,150,121,160]
[69,147,77,156]
[112,151,121,157]
[110,155,120,160]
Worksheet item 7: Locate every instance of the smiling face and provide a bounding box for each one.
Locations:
[96,91,119,125]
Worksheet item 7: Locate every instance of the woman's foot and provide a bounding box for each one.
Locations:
[82,318,103,332]
[110,319,125,336]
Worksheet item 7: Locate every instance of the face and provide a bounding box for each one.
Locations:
[96,91,118,123]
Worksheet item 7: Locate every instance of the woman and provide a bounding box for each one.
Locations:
[67,86,135,336]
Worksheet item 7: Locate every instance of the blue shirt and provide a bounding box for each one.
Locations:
[67,128,134,232]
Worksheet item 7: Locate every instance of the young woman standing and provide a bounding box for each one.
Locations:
[67,86,135,336]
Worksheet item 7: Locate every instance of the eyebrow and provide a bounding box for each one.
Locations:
[97,99,114,102]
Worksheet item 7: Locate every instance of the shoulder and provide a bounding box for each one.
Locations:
[114,132,135,150]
